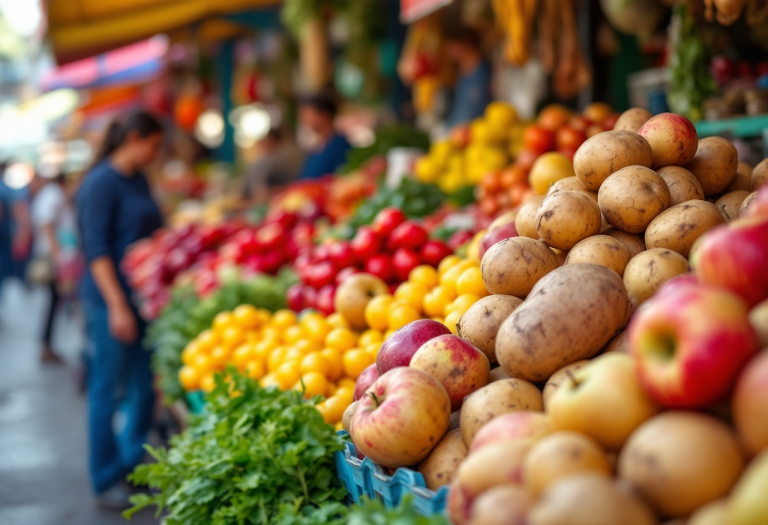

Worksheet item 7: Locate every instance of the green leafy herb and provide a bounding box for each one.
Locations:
[347,496,450,525]
[125,372,348,525]
[348,178,446,230]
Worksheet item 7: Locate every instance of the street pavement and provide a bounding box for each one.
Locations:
[0,279,159,525]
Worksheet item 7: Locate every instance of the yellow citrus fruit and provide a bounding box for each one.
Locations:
[232,304,261,330]
[246,359,266,380]
[260,373,279,388]
[326,312,350,329]
[181,342,201,365]
[445,293,480,317]
[221,326,245,349]
[271,309,297,329]
[444,310,463,335]
[301,352,332,377]
[387,302,421,330]
[212,311,234,335]
[200,373,217,393]
[334,386,355,404]
[320,349,344,381]
[298,372,328,399]
[409,265,439,289]
[302,315,331,344]
[395,282,429,313]
[342,349,375,379]
[322,395,349,424]
[178,366,200,391]
[438,255,462,276]
[456,267,489,297]
[337,378,357,390]
[325,328,358,352]
[358,329,383,349]
[209,345,231,369]
[282,325,304,346]
[268,347,287,373]
[364,294,395,331]
[196,330,219,352]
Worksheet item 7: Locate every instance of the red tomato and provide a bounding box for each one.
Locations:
[538,104,574,131]
[514,149,539,173]
[569,115,592,131]
[328,241,357,269]
[365,254,395,283]
[522,125,555,155]
[392,248,422,282]
[446,232,473,252]
[287,283,305,312]
[350,226,383,261]
[306,261,336,289]
[315,284,337,315]
[387,222,428,251]
[556,125,587,151]
[480,171,502,193]
[602,113,620,131]
[371,208,407,237]
[500,166,527,189]
[335,266,360,285]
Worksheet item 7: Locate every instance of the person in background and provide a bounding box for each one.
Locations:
[444,27,492,129]
[298,93,351,179]
[28,173,69,363]
[76,112,164,509]
[0,162,32,297]
[242,128,304,204]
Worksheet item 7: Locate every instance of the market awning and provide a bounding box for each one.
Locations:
[46,0,282,64]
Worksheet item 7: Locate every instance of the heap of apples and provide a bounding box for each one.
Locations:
[288,208,452,315]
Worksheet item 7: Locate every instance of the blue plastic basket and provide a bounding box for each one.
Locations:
[186,391,206,414]
[334,431,449,515]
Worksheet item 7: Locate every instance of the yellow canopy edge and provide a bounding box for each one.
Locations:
[48,0,281,58]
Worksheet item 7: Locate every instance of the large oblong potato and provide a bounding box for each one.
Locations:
[417,429,468,490]
[644,200,726,257]
[656,166,705,206]
[546,176,598,202]
[515,195,547,239]
[685,136,738,196]
[535,191,602,250]
[574,130,653,191]
[481,237,559,298]
[603,228,645,258]
[623,248,689,307]
[715,190,751,222]
[598,166,671,234]
[457,295,524,363]
[564,235,632,276]
[460,378,543,446]
[613,108,652,133]
[496,264,629,383]
[752,158,768,190]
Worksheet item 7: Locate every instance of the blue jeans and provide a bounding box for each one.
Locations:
[83,303,155,494]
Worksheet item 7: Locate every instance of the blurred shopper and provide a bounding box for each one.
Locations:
[76,112,164,508]
[0,162,32,295]
[298,93,351,179]
[28,173,70,363]
[444,28,492,128]
[243,128,304,204]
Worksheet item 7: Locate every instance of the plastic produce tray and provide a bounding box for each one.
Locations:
[186,391,206,414]
[334,431,449,515]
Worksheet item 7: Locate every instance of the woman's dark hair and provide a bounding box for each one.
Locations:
[92,111,163,166]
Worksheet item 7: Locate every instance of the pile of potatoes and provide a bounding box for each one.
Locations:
[406,110,768,525]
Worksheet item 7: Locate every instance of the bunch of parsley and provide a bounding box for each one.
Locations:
[347,496,451,525]
[124,372,348,525]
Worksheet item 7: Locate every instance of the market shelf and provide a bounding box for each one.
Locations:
[695,114,768,138]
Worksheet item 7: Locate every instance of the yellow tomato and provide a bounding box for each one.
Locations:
[298,372,328,399]
[196,329,219,352]
[221,326,245,349]
[444,310,463,335]
[343,349,375,379]
[445,294,481,317]
[260,326,281,343]
[302,315,331,344]
[320,349,343,381]
[440,262,474,298]
[245,331,261,344]
[271,309,297,329]
[232,304,261,330]
[209,345,232,369]
[325,328,358,352]
[268,347,287,373]
[364,294,395,331]
[337,378,357,390]
[253,340,275,361]
[193,353,213,373]
[256,308,272,325]
[326,312,350,329]
[260,373,279,388]
[325,381,337,397]
[364,342,381,356]
[358,329,383,349]
[212,311,233,335]
[322,395,349,424]
[181,342,201,365]
[275,361,302,390]
[282,325,304,346]
[423,286,454,318]
[431,316,445,324]
[334,386,355,404]
[300,352,332,377]
[456,267,489,297]
[387,302,420,330]
[294,339,321,355]
[335,422,345,432]
[246,359,266,380]
[178,365,200,391]
[200,373,216,393]
[438,255,462,276]
[384,328,396,340]
[409,265,439,289]
[284,347,304,362]
[394,282,429,313]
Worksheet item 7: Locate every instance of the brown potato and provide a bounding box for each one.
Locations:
[546,176,598,202]
[542,360,590,409]
[598,165,671,234]
[725,162,754,192]
[564,235,632,276]
[458,295,524,363]
[467,485,534,525]
[739,191,757,218]
[574,130,654,191]
[657,165,705,205]
[752,157,768,190]
[637,112,699,168]
[514,195,546,239]
[614,108,653,133]
[460,379,543,446]
[550,248,568,267]
[686,136,739,196]
[418,429,468,490]
[481,237,559,298]
[496,264,629,383]
[603,331,630,354]
[716,190,751,222]
[645,200,725,257]
[535,192,602,250]
[523,431,612,496]
[623,248,689,308]
[604,229,646,258]
[489,367,512,382]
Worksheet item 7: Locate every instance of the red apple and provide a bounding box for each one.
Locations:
[691,217,768,307]
[352,367,451,468]
[469,411,553,453]
[365,254,395,283]
[629,284,759,408]
[392,248,422,282]
[742,184,768,219]
[637,113,698,168]
[655,273,699,298]
[388,221,428,251]
[306,261,336,289]
[410,334,490,411]
[286,283,305,312]
[422,239,453,266]
[446,232,474,252]
[479,223,518,259]
[334,273,389,330]
[353,364,379,401]
[335,266,360,285]
[733,352,768,456]
[372,208,407,237]
[315,284,337,315]
[376,319,452,375]
[254,223,285,252]
[328,241,357,269]
[351,226,383,261]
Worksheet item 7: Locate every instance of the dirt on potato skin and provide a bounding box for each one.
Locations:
[574,130,654,191]
[644,200,725,257]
